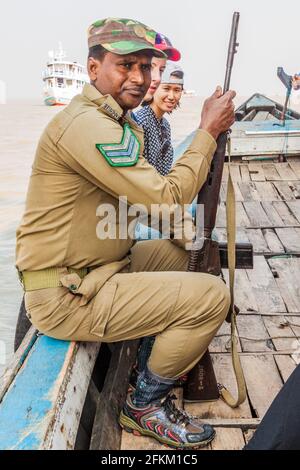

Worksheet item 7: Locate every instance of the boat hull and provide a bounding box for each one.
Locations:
[44,93,72,106]
[43,86,82,106]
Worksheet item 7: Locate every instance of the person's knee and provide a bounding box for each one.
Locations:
[194,275,230,322]
[218,277,231,305]
[212,276,231,318]
[178,274,230,325]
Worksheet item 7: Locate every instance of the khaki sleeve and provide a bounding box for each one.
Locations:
[58,110,216,209]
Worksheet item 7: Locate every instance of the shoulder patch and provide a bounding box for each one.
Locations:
[96,123,140,167]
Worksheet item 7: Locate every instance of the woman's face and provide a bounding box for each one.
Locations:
[153,82,183,114]
[143,58,167,102]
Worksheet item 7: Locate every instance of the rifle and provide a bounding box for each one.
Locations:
[183,12,251,406]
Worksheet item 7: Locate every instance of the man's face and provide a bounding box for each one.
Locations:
[88,51,152,111]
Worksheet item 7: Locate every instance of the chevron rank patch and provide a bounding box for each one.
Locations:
[96,123,140,167]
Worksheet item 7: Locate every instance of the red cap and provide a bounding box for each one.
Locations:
[155,33,181,62]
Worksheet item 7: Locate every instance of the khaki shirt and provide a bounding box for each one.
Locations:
[16,84,216,272]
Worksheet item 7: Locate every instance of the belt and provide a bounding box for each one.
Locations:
[18,267,90,292]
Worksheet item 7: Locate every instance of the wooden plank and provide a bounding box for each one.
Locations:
[247,229,270,254]
[289,182,300,199]
[263,315,300,351]
[211,427,245,450]
[210,319,242,353]
[274,355,297,382]
[46,341,100,450]
[184,354,252,419]
[237,315,273,352]
[268,257,300,313]
[222,269,258,313]
[216,202,226,228]
[261,202,284,226]
[262,229,285,254]
[215,227,249,244]
[289,316,300,365]
[238,182,261,201]
[0,337,100,450]
[286,200,300,223]
[246,256,286,313]
[240,165,250,182]
[272,201,300,226]
[219,182,228,202]
[243,202,272,228]
[90,340,139,450]
[288,315,300,337]
[209,203,250,231]
[248,164,266,181]
[121,431,174,450]
[236,202,251,227]
[262,164,281,181]
[273,181,296,200]
[275,227,300,253]
[276,163,298,181]
[241,354,283,417]
[255,182,281,201]
[201,418,260,428]
[288,161,300,179]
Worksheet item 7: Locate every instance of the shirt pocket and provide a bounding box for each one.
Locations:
[89,281,117,338]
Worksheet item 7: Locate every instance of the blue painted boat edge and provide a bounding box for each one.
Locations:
[0,329,38,403]
[0,335,71,450]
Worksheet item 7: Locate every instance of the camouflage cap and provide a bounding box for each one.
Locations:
[88,18,167,58]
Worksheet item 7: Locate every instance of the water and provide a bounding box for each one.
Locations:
[0,102,60,376]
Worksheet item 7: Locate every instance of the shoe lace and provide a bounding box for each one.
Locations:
[161,394,190,426]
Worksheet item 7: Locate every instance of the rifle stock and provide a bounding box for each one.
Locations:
[184,12,240,403]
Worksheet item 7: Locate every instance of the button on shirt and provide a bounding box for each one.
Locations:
[135,106,173,176]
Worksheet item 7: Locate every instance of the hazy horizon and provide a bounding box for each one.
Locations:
[1,0,300,101]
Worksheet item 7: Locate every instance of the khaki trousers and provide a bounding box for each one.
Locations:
[25,240,230,379]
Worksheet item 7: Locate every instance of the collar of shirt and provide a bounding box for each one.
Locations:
[82,83,142,132]
[82,83,123,121]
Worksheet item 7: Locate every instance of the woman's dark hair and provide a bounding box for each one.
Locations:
[141,97,154,107]
[88,45,107,61]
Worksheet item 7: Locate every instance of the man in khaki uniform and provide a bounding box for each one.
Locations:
[16,18,235,449]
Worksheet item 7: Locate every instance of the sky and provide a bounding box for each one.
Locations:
[0,0,299,100]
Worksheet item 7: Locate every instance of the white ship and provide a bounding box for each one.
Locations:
[42,43,89,106]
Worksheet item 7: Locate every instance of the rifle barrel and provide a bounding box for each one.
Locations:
[223,12,240,93]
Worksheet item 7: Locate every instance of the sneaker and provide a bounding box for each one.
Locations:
[119,393,215,449]
[128,367,188,392]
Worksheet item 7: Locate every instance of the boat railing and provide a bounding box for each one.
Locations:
[42,70,88,81]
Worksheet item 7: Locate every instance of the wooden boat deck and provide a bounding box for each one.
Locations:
[121,159,300,450]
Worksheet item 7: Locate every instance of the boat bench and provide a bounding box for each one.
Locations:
[0,327,100,450]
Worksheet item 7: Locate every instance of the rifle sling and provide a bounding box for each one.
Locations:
[219,135,247,408]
